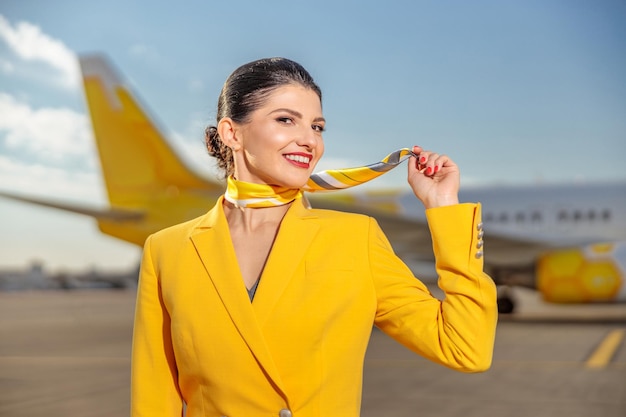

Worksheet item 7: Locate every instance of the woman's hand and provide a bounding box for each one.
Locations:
[407,145,460,209]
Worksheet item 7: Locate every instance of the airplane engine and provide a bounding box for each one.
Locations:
[536,241,626,303]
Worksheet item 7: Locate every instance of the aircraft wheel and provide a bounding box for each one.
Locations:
[497,290,516,314]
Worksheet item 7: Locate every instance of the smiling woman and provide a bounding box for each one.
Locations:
[130,57,498,417]
[205,57,324,182]
[218,84,325,188]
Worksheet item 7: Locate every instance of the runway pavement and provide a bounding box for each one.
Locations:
[0,289,624,417]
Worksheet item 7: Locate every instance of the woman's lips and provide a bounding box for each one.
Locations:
[284,153,312,168]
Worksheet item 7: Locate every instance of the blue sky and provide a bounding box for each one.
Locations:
[0,0,625,271]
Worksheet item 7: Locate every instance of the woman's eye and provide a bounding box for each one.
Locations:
[277,117,293,124]
[312,124,325,132]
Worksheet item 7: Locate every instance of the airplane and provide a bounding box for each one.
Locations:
[1,54,625,313]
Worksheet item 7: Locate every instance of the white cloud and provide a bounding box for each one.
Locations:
[0,93,93,162]
[0,14,79,88]
[0,154,103,202]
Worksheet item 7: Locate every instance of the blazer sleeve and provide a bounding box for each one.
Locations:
[131,235,183,416]
[371,203,498,372]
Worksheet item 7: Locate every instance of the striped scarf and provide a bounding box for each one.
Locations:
[224,148,416,208]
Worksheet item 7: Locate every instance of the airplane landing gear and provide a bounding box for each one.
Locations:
[497,287,516,314]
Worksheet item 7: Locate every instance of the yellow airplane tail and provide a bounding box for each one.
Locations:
[79,55,223,245]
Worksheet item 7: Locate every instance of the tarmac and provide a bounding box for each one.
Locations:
[0,288,624,417]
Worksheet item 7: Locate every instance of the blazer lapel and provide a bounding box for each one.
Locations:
[189,197,288,396]
[252,198,320,326]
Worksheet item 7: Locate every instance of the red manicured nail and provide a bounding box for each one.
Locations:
[420,156,426,163]
[425,167,432,175]
[434,166,439,173]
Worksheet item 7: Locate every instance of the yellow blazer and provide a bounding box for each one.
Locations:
[131,197,497,417]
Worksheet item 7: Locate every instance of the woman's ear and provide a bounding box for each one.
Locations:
[218,117,241,151]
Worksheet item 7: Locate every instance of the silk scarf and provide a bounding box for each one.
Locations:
[224,148,416,208]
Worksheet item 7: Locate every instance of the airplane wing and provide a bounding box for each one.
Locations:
[0,191,145,221]
[310,189,550,266]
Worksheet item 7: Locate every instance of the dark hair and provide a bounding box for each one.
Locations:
[205,57,322,178]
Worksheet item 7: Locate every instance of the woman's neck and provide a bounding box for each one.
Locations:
[223,199,292,233]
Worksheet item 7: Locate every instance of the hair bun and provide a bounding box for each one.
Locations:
[205,125,218,140]
[205,126,220,155]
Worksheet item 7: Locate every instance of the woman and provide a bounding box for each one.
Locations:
[131,57,497,417]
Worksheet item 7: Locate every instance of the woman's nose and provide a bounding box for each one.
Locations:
[297,127,318,149]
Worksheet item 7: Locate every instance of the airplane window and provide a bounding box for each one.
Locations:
[588,210,596,221]
[602,209,611,221]
[498,213,508,222]
[573,210,582,222]
[485,213,494,222]
[531,211,542,222]
[558,210,567,221]
[515,212,525,223]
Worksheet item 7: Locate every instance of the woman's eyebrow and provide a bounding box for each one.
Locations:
[268,108,302,118]
[268,108,325,123]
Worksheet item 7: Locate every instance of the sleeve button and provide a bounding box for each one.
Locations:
[279,409,292,417]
